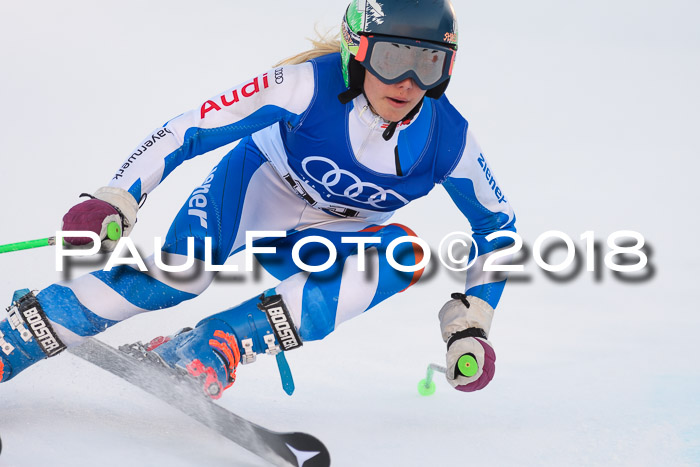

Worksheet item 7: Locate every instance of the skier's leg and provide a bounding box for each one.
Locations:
[269,222,425,341]
[143,222,424,397]
[0,139,274,383]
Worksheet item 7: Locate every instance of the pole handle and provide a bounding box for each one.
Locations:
[457,354,478,378]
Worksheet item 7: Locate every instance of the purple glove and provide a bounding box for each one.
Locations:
[439,294,497,392]
[61,187,139,251]
[62,198,122,248]
[446,334,496,392]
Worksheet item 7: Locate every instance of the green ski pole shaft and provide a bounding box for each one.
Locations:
[425,363,446,386]
[0,237,56,254]
[0,221,122,255]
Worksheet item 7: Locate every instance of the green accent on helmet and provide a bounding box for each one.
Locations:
[340,0,363,88]
[340,39,352,88]
[346,0,363,31]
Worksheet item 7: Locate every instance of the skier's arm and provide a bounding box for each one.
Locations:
[438,127,517,391]
[441,127,517,310]
[109,63,315,203]
[62,63,315,249]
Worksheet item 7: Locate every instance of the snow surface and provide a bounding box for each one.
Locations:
[1,0,699,466]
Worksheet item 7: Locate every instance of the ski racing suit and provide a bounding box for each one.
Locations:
[0,53,516,390]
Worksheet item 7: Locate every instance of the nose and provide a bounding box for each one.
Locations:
[395,77,416,90]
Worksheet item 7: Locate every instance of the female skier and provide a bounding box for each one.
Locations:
[0,0,516,398]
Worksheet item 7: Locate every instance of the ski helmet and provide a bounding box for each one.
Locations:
[340,0,459,101]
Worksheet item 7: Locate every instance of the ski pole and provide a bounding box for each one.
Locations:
[417,354,479,396]
[418,363,445,396]
[0,236,57,254]
[0,222,122,255]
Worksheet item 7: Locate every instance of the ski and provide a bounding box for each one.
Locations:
[68,338,331,467]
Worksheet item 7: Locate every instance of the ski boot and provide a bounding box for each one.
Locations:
[1,289,66,383]
[120,292,302,399]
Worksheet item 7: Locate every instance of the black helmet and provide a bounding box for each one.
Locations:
[340,0,458,101]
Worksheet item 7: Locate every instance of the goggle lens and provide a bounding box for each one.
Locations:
[368,41,448,88]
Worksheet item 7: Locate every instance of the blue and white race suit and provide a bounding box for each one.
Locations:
[38,53,516,346]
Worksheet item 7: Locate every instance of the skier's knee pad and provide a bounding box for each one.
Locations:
[378,223,426,292]
[0,289,66,382]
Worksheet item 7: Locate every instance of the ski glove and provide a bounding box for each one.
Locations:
[61,186,139,251]
[439,293,496,392]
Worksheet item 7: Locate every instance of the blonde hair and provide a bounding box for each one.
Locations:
[274,28,341,67]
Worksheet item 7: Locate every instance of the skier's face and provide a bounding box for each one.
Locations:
[363,70,426,123]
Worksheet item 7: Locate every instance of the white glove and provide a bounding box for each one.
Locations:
[439,294,497,392]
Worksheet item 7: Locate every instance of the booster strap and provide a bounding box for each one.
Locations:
[258,293,301,396]
[15,291,66,357]
[257,294,303,352]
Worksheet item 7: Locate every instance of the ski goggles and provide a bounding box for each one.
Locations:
[356,35,456,90]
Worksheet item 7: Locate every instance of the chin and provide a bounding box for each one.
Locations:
[380,109,406,122]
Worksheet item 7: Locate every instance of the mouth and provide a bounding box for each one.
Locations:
[387,96,409,107]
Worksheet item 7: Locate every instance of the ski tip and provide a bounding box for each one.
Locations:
[279,432,331,467]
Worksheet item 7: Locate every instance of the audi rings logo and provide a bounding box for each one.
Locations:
[301,156,409,209]
[274,67,284,84]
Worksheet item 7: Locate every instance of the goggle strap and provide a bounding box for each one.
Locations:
[356,35,370,63]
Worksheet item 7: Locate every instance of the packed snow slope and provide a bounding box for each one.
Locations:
[1,0,698,466]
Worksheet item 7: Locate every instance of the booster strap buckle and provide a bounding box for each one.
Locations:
[241,338,256,364]
[0,329,15,355]
[263,333,280,356]
[8,307,33,343]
